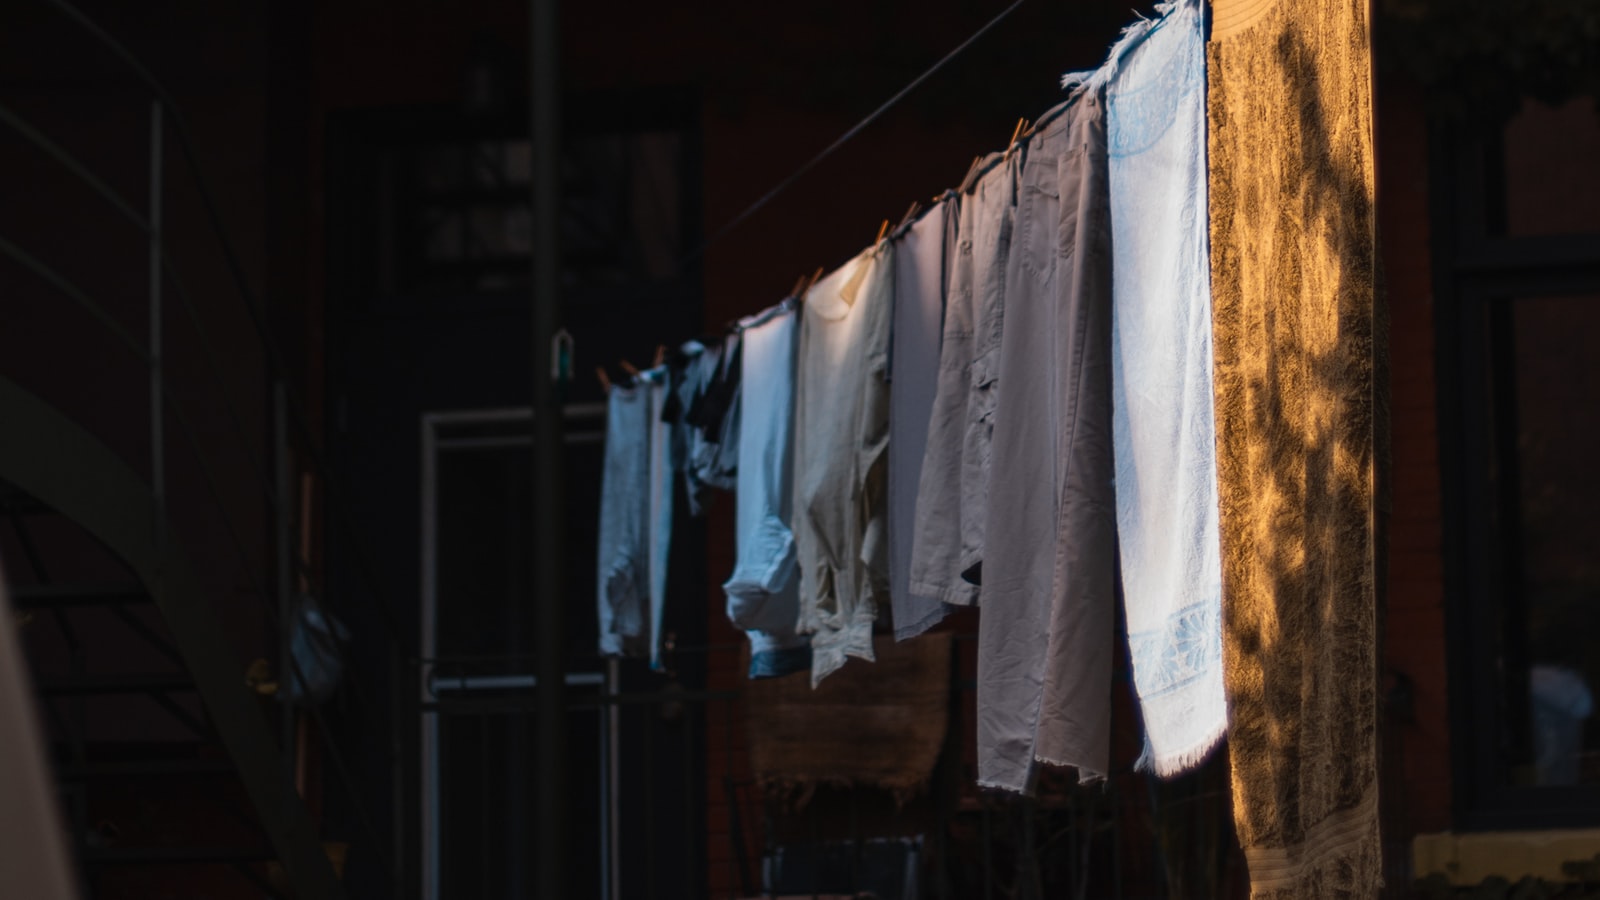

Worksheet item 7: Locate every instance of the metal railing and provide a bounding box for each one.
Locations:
[1,2,411,895]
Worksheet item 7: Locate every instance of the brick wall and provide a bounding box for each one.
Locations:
[1376,78,1453,837]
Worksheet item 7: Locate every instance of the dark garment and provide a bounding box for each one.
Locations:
[686,333,741,498]
[977,90,1115,792]
[663,337,741,517]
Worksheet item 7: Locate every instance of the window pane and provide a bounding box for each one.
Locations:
[1502,294,1600,786]
[376,129,687,294]
[1502,98,1600,237]
[433,421,603,669]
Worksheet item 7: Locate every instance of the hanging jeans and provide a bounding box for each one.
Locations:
[598,383,653,658]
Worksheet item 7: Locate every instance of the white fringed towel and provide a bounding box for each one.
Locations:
[1100,0,1228,775]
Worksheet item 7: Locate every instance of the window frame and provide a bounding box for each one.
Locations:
[1433,117,1600,830]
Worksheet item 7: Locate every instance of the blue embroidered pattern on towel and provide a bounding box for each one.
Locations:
[1125,599,1222,700]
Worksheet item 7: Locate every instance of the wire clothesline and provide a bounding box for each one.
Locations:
[678,0,1030,270]
[597,0,1100,383]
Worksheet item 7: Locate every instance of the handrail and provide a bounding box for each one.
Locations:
[34,0,408,650]
[0,375,347,900]
[0,55,391,729]
[0,229,397,879]
[0,234,148,360]
[0,98,306,558]
[3,3,412,891]
[0,101,149,232]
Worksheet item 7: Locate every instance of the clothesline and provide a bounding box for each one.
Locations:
[596,0,1389,894]
[679,0,1031,269]
[593,0,1042,387]
[600,0,1220,790]
[594,17,1083,388]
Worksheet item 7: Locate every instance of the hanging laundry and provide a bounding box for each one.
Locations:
[978,87,1114,792]
[1094,0,1227,777]
[590,343,709,669]
[666,339,739,516]
[723,300,811,680]
[662,340,713,515]
[684,332,741,502]
[956,151,1020,590]
[1207,0,1382,893]
[794,248,894,687]
[888,198,957,641]
[908,153,1016,606]
[643,366,674,670]
[597,379,655,659]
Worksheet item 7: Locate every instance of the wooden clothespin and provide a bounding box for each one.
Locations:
[874,219,890,247]
[1009,117,1027,147]
[596,366,612,392]
[619,359,640,378]
[957,154,986,193]
[804,266,824,294]
[652,344,666,368]
[1004,117,1030,160]
[898,200,923,231]
[791,274,808,298]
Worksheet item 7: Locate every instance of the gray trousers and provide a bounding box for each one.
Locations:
[908,153,1018,606]
[977,90,1115,792]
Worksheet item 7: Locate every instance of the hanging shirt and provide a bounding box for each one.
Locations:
[685,333,741,500]
[723,300,811,679]
[888,199,957,640]
[666,339,741,515]
[793,248,894,686]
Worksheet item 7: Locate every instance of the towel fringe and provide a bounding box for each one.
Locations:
[1060,0,1191,92]
[1135,716,1229,778]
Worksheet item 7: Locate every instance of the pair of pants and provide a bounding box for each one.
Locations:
[597,372,671,668]
[908,152,1019,606]
[977,90,1115,792]
[888,199,959,640]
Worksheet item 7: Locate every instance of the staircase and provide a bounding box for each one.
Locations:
[0,3,370,897]
[0,379,344,899]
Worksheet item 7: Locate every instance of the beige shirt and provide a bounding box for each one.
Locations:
[792,246,894,687]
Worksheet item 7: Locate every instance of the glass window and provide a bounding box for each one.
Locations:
[1489,295,1600,788]
[385,131,688,295]
[1498,97,1600,238]
[1438,92,1600,826]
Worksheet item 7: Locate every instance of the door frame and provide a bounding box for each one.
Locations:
[417,404,613,898]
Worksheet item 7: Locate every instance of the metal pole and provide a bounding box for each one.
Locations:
[148,100,164,560]
[529,0,567,896]
[606,657,621,900]
[420,418,439,899]
[275,381,294,791]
